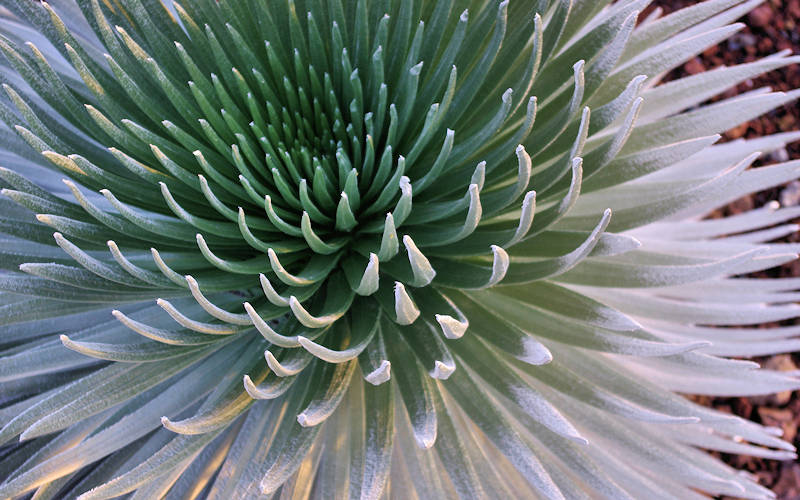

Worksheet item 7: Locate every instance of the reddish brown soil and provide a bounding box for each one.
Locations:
[647,1,800,498]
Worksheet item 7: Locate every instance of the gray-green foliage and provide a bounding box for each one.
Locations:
[0,0,799,498]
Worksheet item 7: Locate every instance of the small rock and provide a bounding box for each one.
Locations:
[753,470,775,488]
[733,397,754,419]
[773,463,800,499]
[765,354,798,373]
[769,147,791,164]
[757,407,794,439]
[729,33,758,50]
[751,355,798,406]
[684,57,705,75]
[780,180,800,207]
[748,5,773,28]
[757,407,796,448]
[727,196,754,215]
[778,114,797,130]
[726,122,750,140]
[789,0,800,18]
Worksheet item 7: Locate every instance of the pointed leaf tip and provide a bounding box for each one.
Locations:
[435,314,468,339]
[487,245,510,287]
[364,360,391,385]
[394,282,420,325]
[403,235,436,287]
[431,360,456,380]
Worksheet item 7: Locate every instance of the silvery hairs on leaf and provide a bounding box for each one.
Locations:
[0,0,799,498]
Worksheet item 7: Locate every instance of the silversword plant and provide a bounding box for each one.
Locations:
[1,0,799,498]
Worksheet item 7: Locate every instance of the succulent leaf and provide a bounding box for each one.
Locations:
[0,0,799,498]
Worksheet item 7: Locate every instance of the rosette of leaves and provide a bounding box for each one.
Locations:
[1,0,800,498]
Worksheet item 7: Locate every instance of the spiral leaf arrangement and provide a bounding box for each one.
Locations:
[1,0,800,498]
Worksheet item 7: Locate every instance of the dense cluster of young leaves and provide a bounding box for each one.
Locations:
[1,0,800,498]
